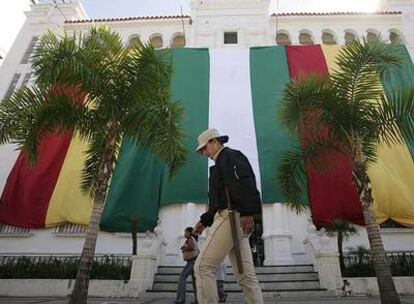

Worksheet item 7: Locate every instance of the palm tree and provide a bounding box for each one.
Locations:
[326,219,357,272]
[277,39,414,304]
[0,27,186,304]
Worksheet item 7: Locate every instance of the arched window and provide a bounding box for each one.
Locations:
[366,31,379,43]
[389,31,403,44]
[344,32,356,45]
[171,34,186,48]
[276,32,291,46]
[299,32,314,45]
[150,34,163,49]
[322,32,337,45]
[127,35,141,48]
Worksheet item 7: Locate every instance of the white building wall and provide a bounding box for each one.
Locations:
[1,0,414,266]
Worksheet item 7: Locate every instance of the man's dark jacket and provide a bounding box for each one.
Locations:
[200,147,262,227]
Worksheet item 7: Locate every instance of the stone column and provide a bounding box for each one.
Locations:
[127,230,165,296]
[304,223,342,294]
[262,204,295,265]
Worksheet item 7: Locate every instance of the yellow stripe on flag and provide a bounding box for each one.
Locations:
[321,44,414,227]
[368,144,414,227]
[45,135,92,226]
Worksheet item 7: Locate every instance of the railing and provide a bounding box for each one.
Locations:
[342,251,414,277]
[0,224,31,236]
[54,223,88,234]
[0,255,132,280]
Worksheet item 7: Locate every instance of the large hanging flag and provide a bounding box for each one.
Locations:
[0,46,413,231]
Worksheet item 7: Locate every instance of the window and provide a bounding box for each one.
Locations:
[21,36,39,64]
[21,72,32,88]
[322,32,337,45]
[276,33,291,46]
[345,32,356,45]
[389,32,403,45]
[299,32,313,45]
[224,32,238,44]
[4,73,21,98]
[150,35,163,49]
[127,35,141,48]
[367,32,379,43]
[171,35,186,48]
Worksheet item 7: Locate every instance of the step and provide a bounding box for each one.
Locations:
[152,280,321,291]
[154,271,318,282]
[156,264,315,275]
[144,289,335,299]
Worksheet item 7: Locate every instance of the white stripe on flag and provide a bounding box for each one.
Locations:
[208,48,262,194]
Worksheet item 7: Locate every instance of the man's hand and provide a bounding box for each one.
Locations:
[240,216,255,234]
[193,221,205,236]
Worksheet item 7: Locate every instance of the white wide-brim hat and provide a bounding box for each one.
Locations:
[195,128,229,152]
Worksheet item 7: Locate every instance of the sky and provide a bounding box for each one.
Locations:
[77,0,381,19]
[0,0,381,53]
[0,0,31,54]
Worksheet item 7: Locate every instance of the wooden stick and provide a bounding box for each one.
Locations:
[225,187,243,274]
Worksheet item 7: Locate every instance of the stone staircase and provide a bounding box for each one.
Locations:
[145,264,335,300]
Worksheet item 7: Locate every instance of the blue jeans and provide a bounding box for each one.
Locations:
[176,259,197,302]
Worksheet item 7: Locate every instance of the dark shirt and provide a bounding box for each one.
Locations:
[200,147,262,227]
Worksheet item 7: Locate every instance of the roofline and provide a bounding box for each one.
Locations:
[64,11,402,25]
[271,11,402,17]
[65,15,191,24]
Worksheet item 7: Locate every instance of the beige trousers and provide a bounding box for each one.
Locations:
[194,210,263,304]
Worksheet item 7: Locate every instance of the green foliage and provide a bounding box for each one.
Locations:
[326,219,358,238]
[342,249,414,277]
[277,39,414,210]
[0,255,131,280]
[0,26,186,197]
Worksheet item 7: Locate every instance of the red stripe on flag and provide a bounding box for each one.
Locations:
[285,45,364,227]
[0,133,73,228]
[0,84,85,228]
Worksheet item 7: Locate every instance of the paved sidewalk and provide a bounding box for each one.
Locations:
[1,297,414,304]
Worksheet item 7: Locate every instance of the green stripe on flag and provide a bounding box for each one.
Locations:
[250,46,308,204]
[381,45,414,158]
[160,48,210,206]
[101,140,164,233]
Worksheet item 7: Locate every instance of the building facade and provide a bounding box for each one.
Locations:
[0,0,413,267]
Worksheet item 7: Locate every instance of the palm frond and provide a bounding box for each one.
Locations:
[373,87,414,147]
[278,138,347,214]
[279,74,332,133]
[122,92,186,176]
[277,147,307,213]
[279,74,356,150]
[0,85,86,164]
[81,130,121,196]
[125,44,173,104]
[331,39,402,107]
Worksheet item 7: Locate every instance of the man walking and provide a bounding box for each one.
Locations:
[193,129,263,304]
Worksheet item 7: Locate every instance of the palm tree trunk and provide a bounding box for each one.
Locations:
[353,161,400,304]
[131,218,138,255]
[69,130,118,304]
[337,231,345,272]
